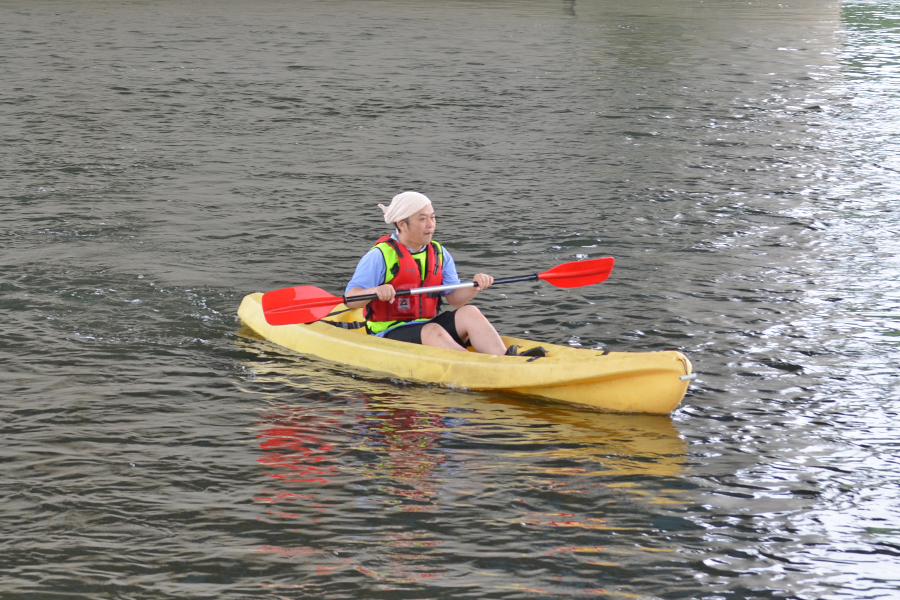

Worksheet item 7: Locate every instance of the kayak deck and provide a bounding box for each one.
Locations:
[238,293,692,414]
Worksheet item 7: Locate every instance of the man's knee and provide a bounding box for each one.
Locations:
[456,304,484,321]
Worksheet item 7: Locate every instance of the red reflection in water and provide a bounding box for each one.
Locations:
[253,405,341,514]
[252,396,449,584]
[257,423,336,485]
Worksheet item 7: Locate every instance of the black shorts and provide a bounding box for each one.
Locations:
[381,310,468,347]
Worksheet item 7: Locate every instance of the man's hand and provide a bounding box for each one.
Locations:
[375,283,396,302]
[472,273,494,291]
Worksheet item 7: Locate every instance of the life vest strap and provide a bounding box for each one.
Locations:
[323,320,366,330]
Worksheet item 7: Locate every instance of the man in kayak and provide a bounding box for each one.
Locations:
[345,191,508,356]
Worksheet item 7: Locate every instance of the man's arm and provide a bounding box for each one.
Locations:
[439,248,493,307]
[344,249,393,309]
[444,273,494,308]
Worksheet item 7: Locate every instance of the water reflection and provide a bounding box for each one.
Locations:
[251,397,450,585]
[237,331,692,592]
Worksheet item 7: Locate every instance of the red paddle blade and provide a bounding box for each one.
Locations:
[537,257,615,288]
[262,285,343,325]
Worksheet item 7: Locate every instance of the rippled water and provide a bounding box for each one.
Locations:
[2,0,899,597]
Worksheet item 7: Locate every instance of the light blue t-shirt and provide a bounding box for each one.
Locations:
[345,235,461,336]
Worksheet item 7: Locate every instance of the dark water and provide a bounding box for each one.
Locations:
[2,0,899,597]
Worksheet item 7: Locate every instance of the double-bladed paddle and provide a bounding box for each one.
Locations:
[261,256,614,326]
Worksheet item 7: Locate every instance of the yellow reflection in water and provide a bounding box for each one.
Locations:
[483,395,686,476]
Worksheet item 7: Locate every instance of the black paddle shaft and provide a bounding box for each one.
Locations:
[492,274,540,285]
[341,273,540,304]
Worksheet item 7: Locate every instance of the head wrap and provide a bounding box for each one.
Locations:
[378,191,432,224]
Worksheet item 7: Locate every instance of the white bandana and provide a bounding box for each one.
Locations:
[378,191,432,224]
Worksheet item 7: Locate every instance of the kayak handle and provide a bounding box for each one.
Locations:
[679,373,696,381]
[342,274,540,304]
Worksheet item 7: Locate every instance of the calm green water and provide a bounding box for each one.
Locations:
[2,0,899,598]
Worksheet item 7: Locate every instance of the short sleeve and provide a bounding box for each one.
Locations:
[440,246,461,291]
[345,248,387,295]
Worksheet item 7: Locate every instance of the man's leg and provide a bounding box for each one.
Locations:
[451,305,506,356]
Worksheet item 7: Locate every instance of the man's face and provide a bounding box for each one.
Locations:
[400,206,436,245]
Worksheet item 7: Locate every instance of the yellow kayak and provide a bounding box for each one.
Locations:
[237,293,693,414]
